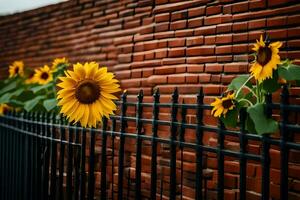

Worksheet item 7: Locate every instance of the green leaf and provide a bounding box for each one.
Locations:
[0,81,17,95]
[220,109,238,128]
[43,98,58,111]
[278,64,300,81]
[228,75,252,91]
[261,72,280,93]
[0,88,24,103]
[245,115,257,134]
[247,103,278,135]
[31,84,52,94]
[24,96,45,112]
[9,99,24,107]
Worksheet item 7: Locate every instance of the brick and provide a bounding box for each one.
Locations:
[232,1,248,13]
[168,74,185,84]
[186,46,215,56]
[168,38,185,47]
[188,17,203,28]
[155,13,170,22]
[215,45,232,54]
[133,53,144,61]
[187,56,216,64]
[249,0,266,10]
[155,66,176,75]
[188,6,205,18]
[187,64,204,73]
[248,18,266,30]
[170,20,187,30]
[207,5,222,15]
[155,22,169,32]
[175,29,193,37]
[216,34,232,44]
[217,23,232,33]
[194,25,216,35]
[168,47,185,57]
[232,21,248,32]
[155,31,174,39]
[155,49,168,59]
[171,10,188,21]
[267,16,287,27]
[186,36,204,46]
[147,75,167,85]
[205,63,223,73]
[205,36,216,45]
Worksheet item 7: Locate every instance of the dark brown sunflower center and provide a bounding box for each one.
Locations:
[41,72,49,80]
[14,67,19,74]
[75,80,100,104]
[222,99,234,109]
[257,47,272,66]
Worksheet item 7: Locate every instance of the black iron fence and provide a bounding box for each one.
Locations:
[0,86,300,200]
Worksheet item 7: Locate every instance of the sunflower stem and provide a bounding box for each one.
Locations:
[238,99,253,106]
[235,75,254,98]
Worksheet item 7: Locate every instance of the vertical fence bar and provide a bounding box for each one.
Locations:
[67,123,74,200]
[101,117,108,199]
[50,113,58,200]
[179,101,186,200]
[44,113,51,199]
[28,112,34,200]
[110,119,116,200]
[118,91,127,200]
[12,112,20,199]
[217,119,225,200]
[36,113,42,200]
[170,88,179,200]
[280,85,289,200]
[261,94,271,200]
[58,115,66,200]
[87,127,96,200]
[10,111,16,200]
[74,123,81,200]
[135,90,143,199]
[195,89,204,200]
[19,112,25,199]
[239,108,247,200]
[151,89,160,200]
[80,128,87,200]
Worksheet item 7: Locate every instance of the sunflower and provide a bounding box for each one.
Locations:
[0,104,10,116]
[25,69,36,84]
[57,62,121,127]
[211,92,235,118]
[250,35,282,82]
[33,65,53,85]
[9,61,24,77]
[52,57,69,70]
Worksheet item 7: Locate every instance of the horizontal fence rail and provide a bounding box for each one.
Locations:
[0,87,300,200]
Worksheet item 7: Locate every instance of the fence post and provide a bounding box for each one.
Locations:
[135,90,144,199]
[58,114,66,200]
[50,113,58,199]
[151,89,160,200]
[280,85,289,200]
[195,88,204,200]
[87,126,96,200]
[80,126,87,200]
[118,90,127,200]
[67,122,74,200]
[239,108,247,200]
[261,93,271,200]
[101,117,108,199]
[217,119,225,200]
[179,99,187,200]
[170,88,179,200]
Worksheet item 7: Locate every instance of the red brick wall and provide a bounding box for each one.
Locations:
[1,0,300,199]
